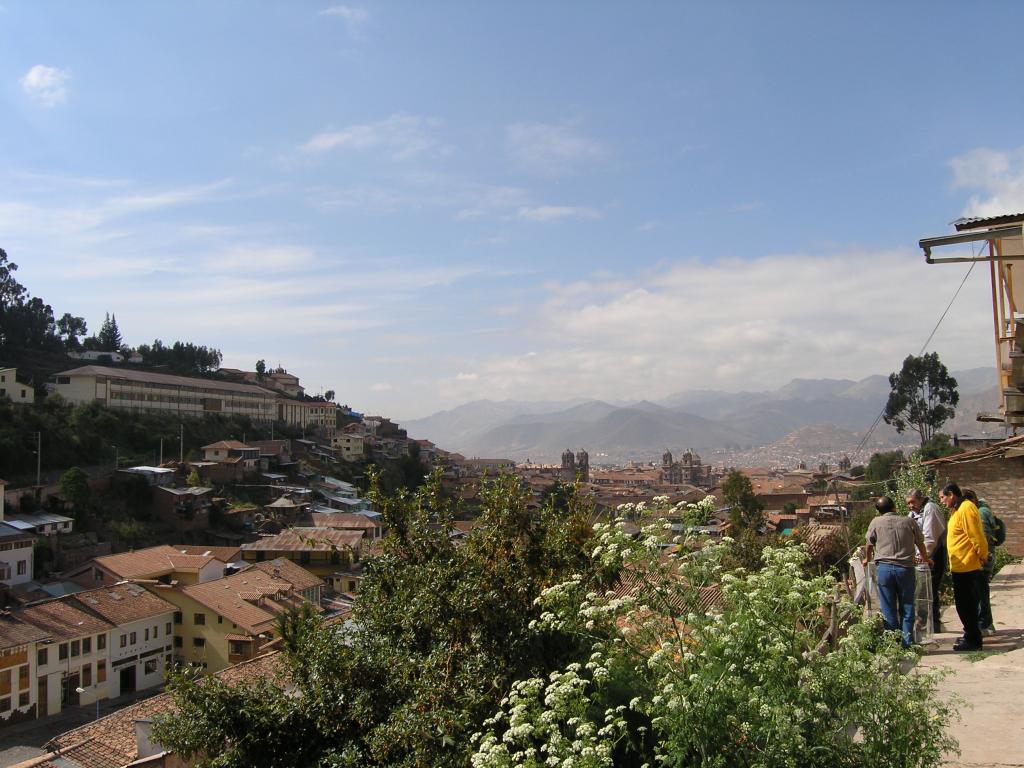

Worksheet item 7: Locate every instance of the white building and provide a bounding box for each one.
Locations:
[52,365,278,422]
[0,522,35,587]
[21,599,113,718]
[72,583,177,697]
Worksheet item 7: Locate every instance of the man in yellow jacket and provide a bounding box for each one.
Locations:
[939,482,989,651]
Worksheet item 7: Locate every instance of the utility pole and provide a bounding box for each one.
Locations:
[159,438,164,465]
[35,431,41,488]
[179,423,184,463]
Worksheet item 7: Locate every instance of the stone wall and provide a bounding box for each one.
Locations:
[931,454,1024,557]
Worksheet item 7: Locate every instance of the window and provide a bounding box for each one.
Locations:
[119,634,127,648]
[16,560,26,576]
[217,616,223,624]
[229,639,248,656]
[153,624,159,638]
[97,660,106,684]
[82,664,92,687]
[70,640,80,657]
[165,622,172,636]
[193,637,205,648]
[174,636,183,648]
[300,551,311,565]
[0,670,9,696]
[18,691,29,708]
[17,665,28,692]
[0,697,10,713]
[37,648,47,667]
[174,611,182,624]
[194,613,205,626]
[58,643,68,661]
[129,632,137,644]
[144,628,149,642]
[82,637,91,654]
[97,634,106,651]
[144,659,158,675]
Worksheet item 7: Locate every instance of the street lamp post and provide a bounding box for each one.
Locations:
[112,444,118,471]
[74,686,99,720]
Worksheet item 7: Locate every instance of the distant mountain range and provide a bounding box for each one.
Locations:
[404,368,1005,465]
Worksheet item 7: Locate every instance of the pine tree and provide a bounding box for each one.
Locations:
[97,313,124,352]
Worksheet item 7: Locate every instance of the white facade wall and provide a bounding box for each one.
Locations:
[110,613,175,696]
[54,370,277,422]
[34,631,110,717]
[0,538,34,587]
[197,559,225,583]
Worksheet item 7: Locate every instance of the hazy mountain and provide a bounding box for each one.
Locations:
[402,398,587,450]
[405,368,1004,464]
[462,404,750,462]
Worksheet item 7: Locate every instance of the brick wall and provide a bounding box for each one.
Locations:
[932,455,1024,557]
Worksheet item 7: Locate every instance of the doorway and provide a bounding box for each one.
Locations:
[119,665,136,695]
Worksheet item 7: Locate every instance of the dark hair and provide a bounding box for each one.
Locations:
[962,488,978,504]
[875,496,895,513]
[941,482,962,499]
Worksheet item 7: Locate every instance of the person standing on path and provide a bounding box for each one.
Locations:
[940,483,988,652]
[864,496,931,648]
[906,489,947,631]
[965,490,998,635]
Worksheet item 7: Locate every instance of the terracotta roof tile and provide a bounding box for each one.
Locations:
[0,612,50,649]
[93,545,219,579]
[240,527,362,553]
[310,512,379,530]
[70,583,177,626]
[19,600,113,642]
[46,652,283,767]
[247,558,323,592]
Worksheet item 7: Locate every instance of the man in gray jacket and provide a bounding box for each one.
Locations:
[865,496,932,647]
[906,489,946,631]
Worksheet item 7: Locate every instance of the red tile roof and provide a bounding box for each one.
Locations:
[71,583,177,626]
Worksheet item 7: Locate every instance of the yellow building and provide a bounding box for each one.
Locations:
[0,368,34,405]
[240,528,363,578]
[147,558,322,672]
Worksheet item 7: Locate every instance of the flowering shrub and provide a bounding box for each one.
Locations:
[473,497,959,768]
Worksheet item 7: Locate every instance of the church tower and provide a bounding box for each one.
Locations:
[575,449,590,483]
[561,449,576,482]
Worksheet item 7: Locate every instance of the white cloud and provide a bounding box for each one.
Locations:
[517,205,600,222]
[506,122,605,175]
[21,65,71,107]
[300,114,439,159]
[319,5,369,29]
[433,248,995,408]
[951,146,1024,217]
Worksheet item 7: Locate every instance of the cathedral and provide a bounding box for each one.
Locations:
[661,449,710,486]
[561,448,590,483]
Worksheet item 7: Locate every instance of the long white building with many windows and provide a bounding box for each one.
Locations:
[52,366,278,422]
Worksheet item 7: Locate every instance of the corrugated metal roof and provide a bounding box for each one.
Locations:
[953,213,1024,230]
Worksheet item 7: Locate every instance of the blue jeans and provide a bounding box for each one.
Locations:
[877,562,916,647]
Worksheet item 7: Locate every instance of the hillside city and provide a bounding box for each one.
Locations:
[6,4,1024,765]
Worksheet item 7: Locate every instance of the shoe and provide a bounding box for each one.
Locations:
[981,626,996,636]
[952,638,983,652]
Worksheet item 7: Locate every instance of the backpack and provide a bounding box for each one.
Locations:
[991,514,1007,547]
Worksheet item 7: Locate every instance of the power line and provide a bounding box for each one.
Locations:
[853,254,979,457]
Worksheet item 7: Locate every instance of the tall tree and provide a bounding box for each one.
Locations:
[883,352,959,445]
[722,469,764,531]
[97,313,124,352]
[56,313,88,350]
[255,359,267,377]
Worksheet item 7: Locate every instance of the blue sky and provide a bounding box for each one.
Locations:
[2,1,1022,418]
